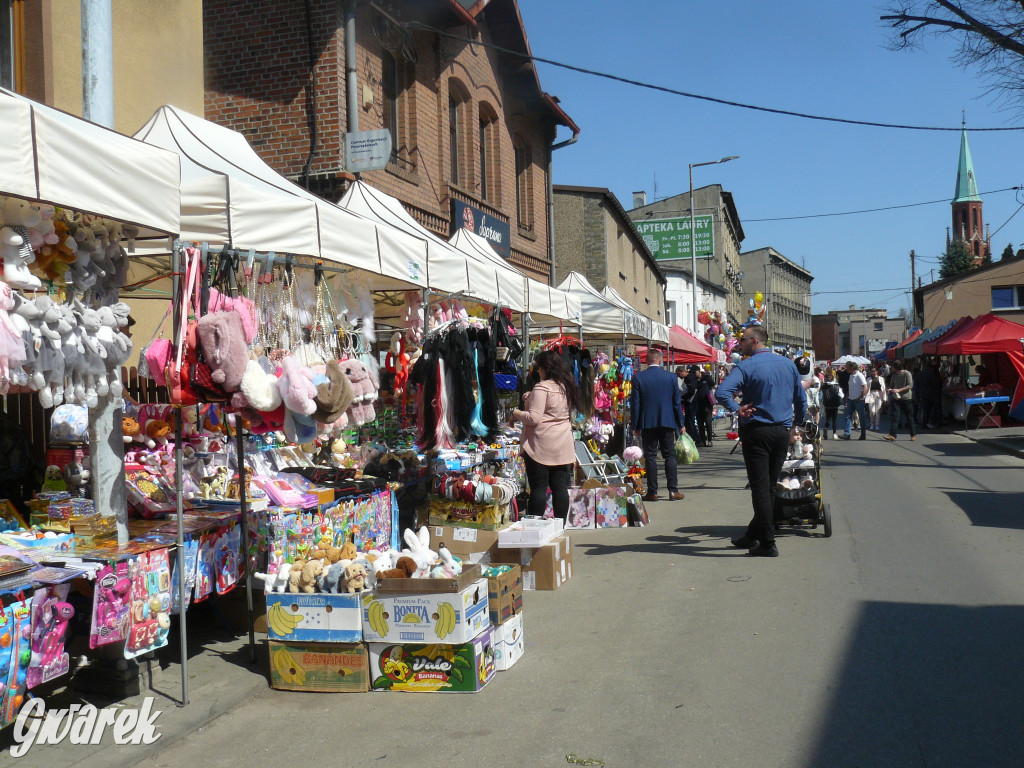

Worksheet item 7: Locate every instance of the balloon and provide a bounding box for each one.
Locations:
[710,324,720,335]
[697,310,710,325]
[731,352,741,363]
[755,291,763,304]
[717,333,726,343]
[749,298,755,308]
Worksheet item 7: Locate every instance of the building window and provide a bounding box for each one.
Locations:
[1,0,23,92]
[382,51,416,170]
[991,285,1024,310]
[514,136,534,231]
[448,80,470,187]
[478,103,499,203]
[873,322,883,331]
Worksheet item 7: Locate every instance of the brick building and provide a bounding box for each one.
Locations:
[552,185,667,324]
[811,315,839,361]
[203,0,577,283]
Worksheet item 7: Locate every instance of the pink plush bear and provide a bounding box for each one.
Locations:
[342,358,377,426]
[278,356,317,416]
[197,310,248,393]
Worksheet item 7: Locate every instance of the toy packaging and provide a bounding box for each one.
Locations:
[0,597,33,727]
[594,486,629,528]
[169,539,199,614]
[214,526,240,594]
[194,533,215,602]
[125,468,177,519]
[124,548,172,660]
[89,561,131,648]
[369,626,495,692]
[26,584,74,689]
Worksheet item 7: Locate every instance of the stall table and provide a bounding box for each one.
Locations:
[963,395,1010,430]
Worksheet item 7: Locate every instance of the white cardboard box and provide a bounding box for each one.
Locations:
[493,613,524,671]
[361,579,490,644]
[497,517,563,548]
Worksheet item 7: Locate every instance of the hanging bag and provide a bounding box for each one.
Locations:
[139,304,173,384]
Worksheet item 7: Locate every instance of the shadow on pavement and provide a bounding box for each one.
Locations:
[576,524,825,558]
[804,602,1024,768]
[940,489,1024,531]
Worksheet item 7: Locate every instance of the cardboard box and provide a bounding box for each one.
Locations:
[497,517,563,548]
[368,627,495,692]
[268,641,368,692]
[428,524,501,562]
[266,592,362,643]
[487,565,523,626]
[376,563,483,593]
[362,578,490,644]
[493,613,524,671]
[427,499,511,530]
[494,533,573,591]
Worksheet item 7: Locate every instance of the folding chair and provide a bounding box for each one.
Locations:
[574,441,627,484]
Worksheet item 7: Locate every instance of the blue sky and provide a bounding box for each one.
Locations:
[517,0,1024,319]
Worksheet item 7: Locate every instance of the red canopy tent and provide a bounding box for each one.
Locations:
[634,325,715,365]
[922,315,973,355]
[933,314,1024,421]
[890,328,923,359]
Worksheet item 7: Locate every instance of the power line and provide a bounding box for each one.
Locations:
[746,187,1019,222]
[407,21,1024,132]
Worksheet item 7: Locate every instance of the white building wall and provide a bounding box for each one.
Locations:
[665,272,727,335]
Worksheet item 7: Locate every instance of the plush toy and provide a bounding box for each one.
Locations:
[312,359,355,424]
[278,356,317,416]
[0,197,43,289]
[239,359,281,412]
[318,561,347,593]
[41,465,66,493]
[288,559,325,594]
[402,526,437,578]
[64,461,90,498]
[342,358,377,426]
[197,311,249,392]
[341,563,367,593]
[378,555,417,580]
[145,419,171,449]
[122,416,142,445]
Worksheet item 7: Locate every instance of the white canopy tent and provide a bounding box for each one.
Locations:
[448,227,581,324]
[557,272,648,341]
[0,88,180,236]
[338,180,512,303]
[133,106,430,291]
[599,285,664,342]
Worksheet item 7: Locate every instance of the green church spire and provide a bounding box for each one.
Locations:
[953,119,981,203]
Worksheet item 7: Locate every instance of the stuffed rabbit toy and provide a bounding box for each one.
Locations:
[401,526,437,578]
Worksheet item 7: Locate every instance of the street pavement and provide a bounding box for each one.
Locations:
[4,427,1024,767]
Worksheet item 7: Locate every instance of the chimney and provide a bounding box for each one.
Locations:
[632,191,646,209]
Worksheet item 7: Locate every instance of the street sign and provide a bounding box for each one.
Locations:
[634,215,714,260]
[344,129,392,173]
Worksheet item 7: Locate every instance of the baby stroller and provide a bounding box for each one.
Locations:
[772,420,832,537]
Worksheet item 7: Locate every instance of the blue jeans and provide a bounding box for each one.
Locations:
[844,399,867,437]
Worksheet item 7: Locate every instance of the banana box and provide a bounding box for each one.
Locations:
[492,612,524,671]
[268,641,368,692]
[361,579,489,644]
[368,626,495,692]
[266,593,362,643]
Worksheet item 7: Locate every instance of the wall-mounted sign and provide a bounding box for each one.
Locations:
[451,199,510,257]
[634,215,714,261]
[344,129,392,173]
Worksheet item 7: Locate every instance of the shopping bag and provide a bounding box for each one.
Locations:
[675,433,700,464]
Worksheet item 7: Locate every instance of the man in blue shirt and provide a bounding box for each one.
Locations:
[716,325,806,557]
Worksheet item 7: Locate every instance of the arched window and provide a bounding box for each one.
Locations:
[448,79,470,187]
[382,50,416,169]
[514,135,533,231]
[478,102,499,203]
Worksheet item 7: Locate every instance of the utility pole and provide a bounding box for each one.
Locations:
[910,249,916,328]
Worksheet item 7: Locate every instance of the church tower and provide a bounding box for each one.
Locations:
[949,121,990,265]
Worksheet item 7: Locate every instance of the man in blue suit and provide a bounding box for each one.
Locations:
[630,348,686,502]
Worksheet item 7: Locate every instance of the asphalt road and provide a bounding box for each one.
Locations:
[8,429,1024,768]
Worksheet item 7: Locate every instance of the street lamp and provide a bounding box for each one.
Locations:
[689,156,739,332]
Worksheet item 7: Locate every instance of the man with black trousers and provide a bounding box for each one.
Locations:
[630,348,686,502]
[716,326,806,557]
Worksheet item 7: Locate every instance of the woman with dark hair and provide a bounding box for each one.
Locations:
[509,349,581,520]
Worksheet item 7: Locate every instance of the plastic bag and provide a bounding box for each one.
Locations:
[675,432,700,464]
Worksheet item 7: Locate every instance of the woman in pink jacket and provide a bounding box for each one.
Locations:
[509,350,582,520]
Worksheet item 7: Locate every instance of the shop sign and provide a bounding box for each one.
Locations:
[344,129,392,173]
[634,215,714,260]
[451,199,510,257]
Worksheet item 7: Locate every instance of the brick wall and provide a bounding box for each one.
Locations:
[203,1,559,283]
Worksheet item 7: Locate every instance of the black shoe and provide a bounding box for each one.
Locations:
[731,535,759,549]
[838,434,851,440]
[747,543,779,557]
[858,434,866,440]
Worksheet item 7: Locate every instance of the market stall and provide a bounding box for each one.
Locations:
[556,272,648,343]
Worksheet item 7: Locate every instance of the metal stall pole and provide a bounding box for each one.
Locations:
[236,421,256,664]
[171,242,189,707]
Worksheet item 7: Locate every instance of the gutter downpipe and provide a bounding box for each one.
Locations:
[547,129,579,286]
[344,0,359,175]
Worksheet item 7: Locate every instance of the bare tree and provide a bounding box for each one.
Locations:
[881,2,1024,113]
